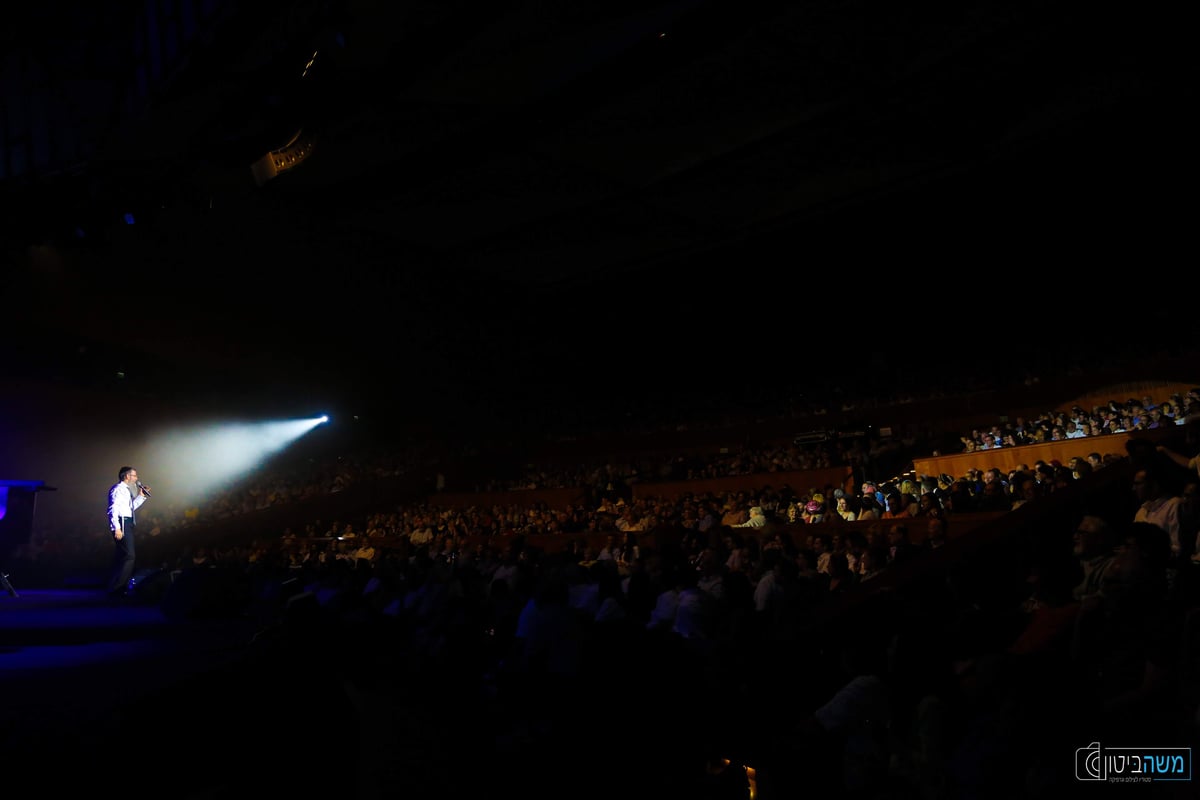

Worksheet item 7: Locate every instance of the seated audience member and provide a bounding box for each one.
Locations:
[1073,522,1178,737]
[882,492,916,519]
[1131,460,1184,559]
[923,517,948,551]
[915,491,945,519]
[940,480,971,514]
[858,494,884,521]
[886,523,920,566]
[734,505,768,528]
[801,498,826,524]
[1008,473,1040,510]
[721,500,749,527]
[973,469,1012,513]
[1072,515,1116,604]
[835,495,858,522]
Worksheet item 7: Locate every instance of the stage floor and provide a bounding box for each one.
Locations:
[0,580,310,797]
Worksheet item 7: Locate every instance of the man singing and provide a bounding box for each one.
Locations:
[107,465,149,598]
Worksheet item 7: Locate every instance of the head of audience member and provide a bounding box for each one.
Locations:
[945,481,973,513]
[917,491,944,518]
[860,545,890,579]
[925,517,948,549]
[1131,460,1176,507]
[859,494,883,518]
[1073,515,1114,562]
[1015,476,1040,506]
[1100,521,1172,607]
[1035,464,1055,486]
[835,495,855,519]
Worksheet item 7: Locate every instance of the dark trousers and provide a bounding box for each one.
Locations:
[108,517,136,594]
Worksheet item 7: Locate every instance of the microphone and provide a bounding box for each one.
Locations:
[137,480,151,497]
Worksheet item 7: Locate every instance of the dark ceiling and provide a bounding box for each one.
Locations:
[0,1,1192,426]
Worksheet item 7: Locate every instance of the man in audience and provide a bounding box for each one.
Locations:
[886,523,919,566]
[1155,441,1200,564]
[1131,462,1184,560]
[974,468,1012,512]
[1072,515,1115,604]
[1073,521,1178,739]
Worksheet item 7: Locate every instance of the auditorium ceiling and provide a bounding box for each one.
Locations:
[0,1,1189,413]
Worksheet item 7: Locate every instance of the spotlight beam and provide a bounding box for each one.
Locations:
[134,415,330,507]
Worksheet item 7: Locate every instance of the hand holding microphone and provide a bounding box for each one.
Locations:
[137,480,152,498]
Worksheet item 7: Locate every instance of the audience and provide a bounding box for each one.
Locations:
[8,363,1200,798]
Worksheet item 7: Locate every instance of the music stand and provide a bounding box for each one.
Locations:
[0,480,54,598]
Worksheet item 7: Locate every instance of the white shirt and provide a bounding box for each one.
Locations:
[753,571,781,612]
[108,481,147,531]
[734,511,766,528]
[1135,496,1183,556]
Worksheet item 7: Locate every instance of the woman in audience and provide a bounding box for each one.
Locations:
[835,494,858,522]
[858,494,883,521]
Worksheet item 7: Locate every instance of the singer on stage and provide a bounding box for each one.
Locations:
[106,465,149,598]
